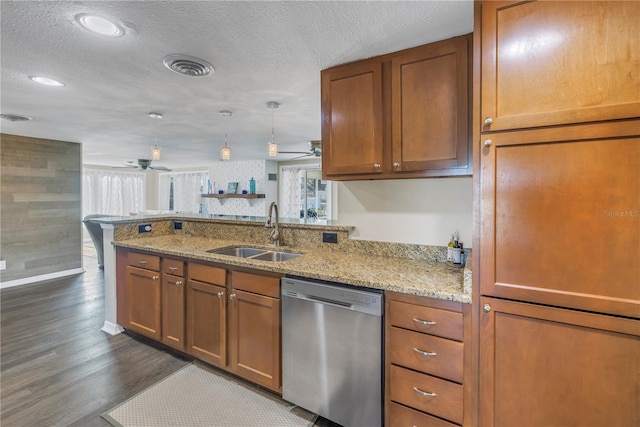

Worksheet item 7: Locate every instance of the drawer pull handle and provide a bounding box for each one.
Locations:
[413,347,437,357]
[413,387,436,397]
[412,317,436,326]
[138,260,147,264]
[168,266,178,271]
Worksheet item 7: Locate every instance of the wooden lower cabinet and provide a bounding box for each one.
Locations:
[186,263,227,367]
[229,271,281,392]
[161,258,186,351]
[479,296,640,427]
[124,253,161,340]
[386,291,470,426]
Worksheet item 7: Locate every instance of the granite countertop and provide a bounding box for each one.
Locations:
[113,235,471,303]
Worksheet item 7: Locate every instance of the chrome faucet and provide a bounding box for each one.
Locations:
[265,202,282,246]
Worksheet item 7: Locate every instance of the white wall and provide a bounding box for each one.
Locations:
[336,177,473,248]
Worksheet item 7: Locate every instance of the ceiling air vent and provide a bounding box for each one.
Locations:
[162,54,213,77]
[1,114,32,122]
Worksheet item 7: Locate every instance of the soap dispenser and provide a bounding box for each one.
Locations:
[249,177,256,194]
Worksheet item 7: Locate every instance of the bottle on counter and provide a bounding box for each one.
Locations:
[453,241,463,265]
[447,234,455,265]
[249,177,256,194]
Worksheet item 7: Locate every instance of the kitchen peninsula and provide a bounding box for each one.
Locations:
[92,213,471,336]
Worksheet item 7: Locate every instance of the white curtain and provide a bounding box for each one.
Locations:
[82,169,145,217]
[279,166,302,219]
[158,171,208,213]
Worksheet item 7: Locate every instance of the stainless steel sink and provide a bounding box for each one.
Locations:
[206,246,302,262]
[250,251,303,262]
[206,246,266,258]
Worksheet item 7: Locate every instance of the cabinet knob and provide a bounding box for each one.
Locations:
[229,293,236,300]
[484,117,493,126]
[484,139,493,148]
[152,275,159,281]
[373,163,381,169]
[174,280,183,286]
[483,303,492,313]
[217,291,224,298]
[393,162,400,168]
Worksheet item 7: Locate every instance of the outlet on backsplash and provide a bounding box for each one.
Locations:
[138,224,152,233]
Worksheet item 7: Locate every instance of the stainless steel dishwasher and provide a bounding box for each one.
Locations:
[281,276,383,427]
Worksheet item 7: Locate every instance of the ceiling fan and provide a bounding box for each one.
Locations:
[117,159,171,171]
[278,140,322,159]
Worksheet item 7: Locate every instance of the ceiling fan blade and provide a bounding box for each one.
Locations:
[278,151,311,155]
[150,166,171,171]
[290,154,313,160]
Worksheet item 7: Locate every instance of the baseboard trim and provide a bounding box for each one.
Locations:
[0,267,85,289]
[101,321,124,336]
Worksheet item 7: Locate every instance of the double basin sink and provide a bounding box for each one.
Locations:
[206,246,302,262]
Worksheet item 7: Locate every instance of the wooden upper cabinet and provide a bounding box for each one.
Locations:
[479,121,640,318]
[481,1,640,132]
[321,60,384,177]
[392,36,470,174]
[322,34,471,180]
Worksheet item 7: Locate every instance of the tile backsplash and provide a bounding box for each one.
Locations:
[204,160,277,216]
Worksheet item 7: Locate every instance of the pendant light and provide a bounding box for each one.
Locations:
[151,137,161,160]
[266,101,279,157]
[220,133,231,161]
[219,110,233,161]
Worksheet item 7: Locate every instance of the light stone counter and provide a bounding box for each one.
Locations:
[114,234,471,304]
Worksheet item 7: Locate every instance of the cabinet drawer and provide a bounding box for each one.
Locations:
[389,327,463,383]
[231,271,280,298]
[163,258,184,276]
[127,252,160,271]
[389,300,462,341]
[189,263,226,286]
[389,365,463,425]
[388,402,459,427]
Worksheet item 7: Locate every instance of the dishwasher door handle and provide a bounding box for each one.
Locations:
[305,294,353,309]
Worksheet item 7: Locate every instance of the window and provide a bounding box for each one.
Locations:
[279,165,332,221]
[82,169,145,217]
[158,171,209,213]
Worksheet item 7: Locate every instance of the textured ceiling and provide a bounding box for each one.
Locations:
[0,1,473,169]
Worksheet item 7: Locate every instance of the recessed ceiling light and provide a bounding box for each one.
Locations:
[148,112,164,119]
[0,114,32,122]
[75,13,124,37]
[29,76,65,87]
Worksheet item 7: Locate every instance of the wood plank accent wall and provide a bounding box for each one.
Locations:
[1,133,82,282]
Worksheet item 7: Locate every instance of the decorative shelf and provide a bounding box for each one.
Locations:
[201,193,265,199]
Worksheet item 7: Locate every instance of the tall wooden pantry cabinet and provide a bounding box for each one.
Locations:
[474,1,640,426]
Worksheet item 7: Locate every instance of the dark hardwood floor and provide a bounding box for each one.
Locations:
[1,242,341,427]
[1,247,190,426]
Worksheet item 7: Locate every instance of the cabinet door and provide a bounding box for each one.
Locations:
[161,273,185,351]
[321,60,384,177]
[479,123,640,317]
[186,280,226,367]
[479,296,640,427]
[480,1,640,132]
[391,35,470,175]
[228,289,281,391]
[125,265,161,340]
